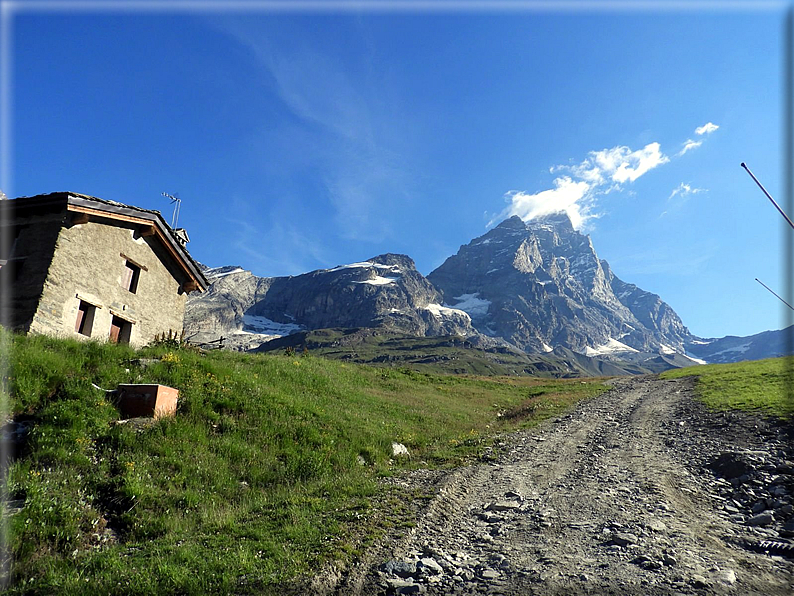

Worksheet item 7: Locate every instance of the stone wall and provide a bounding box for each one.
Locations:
[0,207,62,331]
[28,214,190,348]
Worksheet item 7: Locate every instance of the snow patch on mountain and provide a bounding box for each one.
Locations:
[708,342,752,357]
[424,303,471,320]
[242,315,303,336]
[685,352,709,365]
[584,338,639,357]
[354,276,400,286]
[451,293,491,317]
[205,266,246,279]
[326,261,401,274]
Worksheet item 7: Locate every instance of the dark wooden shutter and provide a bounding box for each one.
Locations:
[109,317,122,343]
[122,264,134,291]
[75,303,87,332]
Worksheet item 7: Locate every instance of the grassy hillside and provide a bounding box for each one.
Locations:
[661,356,794,417]
[253,328,662,377]
[2,330,607,595]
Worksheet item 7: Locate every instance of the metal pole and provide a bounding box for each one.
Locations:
[756,278,794,311]
[741,163,794,230]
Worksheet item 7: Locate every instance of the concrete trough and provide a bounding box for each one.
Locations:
[117,384,178,419]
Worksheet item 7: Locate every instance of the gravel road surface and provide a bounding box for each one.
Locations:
[333,375,793,595]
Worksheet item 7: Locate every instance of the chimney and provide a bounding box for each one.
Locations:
[174,228,190,246]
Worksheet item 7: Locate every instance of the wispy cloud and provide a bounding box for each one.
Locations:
[660,182,707,218]
[213,19,414,244]
[695,122,719,135]
[569,142,669,185]
[226,216,331,276]
[677,139,702,156]
[491,141,669,229]
[676,122,719,157]
[674,122,719,157]
[669,182,706,200]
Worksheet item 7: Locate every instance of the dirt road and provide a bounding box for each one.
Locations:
[335,375,793,595]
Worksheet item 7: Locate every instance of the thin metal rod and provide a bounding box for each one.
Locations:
[756,277,794,311]
[162,192,182,228]
[741,162,794,230]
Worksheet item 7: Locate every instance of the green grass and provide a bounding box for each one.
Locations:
[256,328,658,377]
[2,329,608,595]
[660,356,794,418]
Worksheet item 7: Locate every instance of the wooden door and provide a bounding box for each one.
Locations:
[109,317,122,343]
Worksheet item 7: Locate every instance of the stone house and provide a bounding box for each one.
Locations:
[0,192,208,348]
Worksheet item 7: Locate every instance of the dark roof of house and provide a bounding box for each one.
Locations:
[3,191,208,291]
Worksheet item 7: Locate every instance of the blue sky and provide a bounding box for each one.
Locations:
[4,2,790,339]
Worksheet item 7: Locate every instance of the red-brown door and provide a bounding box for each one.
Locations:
[109,317,122,343]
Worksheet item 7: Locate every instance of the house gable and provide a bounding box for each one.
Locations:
[1,192,209,347]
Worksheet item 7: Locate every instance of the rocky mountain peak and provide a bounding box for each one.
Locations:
[186,253,477,352]
[185,214,776,367]
[188,214,692,361]
[495,215,528,230]
[527,211,575,233]
[368,253,417,270]
[428,216,691,354]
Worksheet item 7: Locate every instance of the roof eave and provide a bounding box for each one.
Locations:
[64,194,208,292]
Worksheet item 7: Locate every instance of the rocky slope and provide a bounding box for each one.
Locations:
[185,254,476,352]
[185,213,788,366]
[428,213,691,355]
[250,329,679,377]
[338,376,794,595]
[685,326,793,364]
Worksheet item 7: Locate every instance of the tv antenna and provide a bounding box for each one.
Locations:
[162,192,182,228]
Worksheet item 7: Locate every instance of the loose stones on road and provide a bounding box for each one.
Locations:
[355,377,794,596]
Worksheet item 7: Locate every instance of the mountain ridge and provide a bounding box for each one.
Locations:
[184,213,787,368]
[427,212,690,354]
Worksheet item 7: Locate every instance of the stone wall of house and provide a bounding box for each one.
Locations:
[0,208,63,331]
[28,215,190,348]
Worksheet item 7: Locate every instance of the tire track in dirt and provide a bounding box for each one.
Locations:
[336,376,793,595]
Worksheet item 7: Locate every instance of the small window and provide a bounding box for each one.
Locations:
[122,261,141,293]
[75,301,96,337]
[109,315,133,344]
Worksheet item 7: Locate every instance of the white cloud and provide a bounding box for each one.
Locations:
[568,143,669,185]
[607,143,669,183]
[669,182,706,200]
[675,123,718,156]
[493,142,670,230]
[495,177,593,229]
[695,122,719,135]
[677,139,702,156]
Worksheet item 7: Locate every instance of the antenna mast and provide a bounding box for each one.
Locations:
[741,163,794,230]
[755,278,794,311]
[162,192,182,229]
